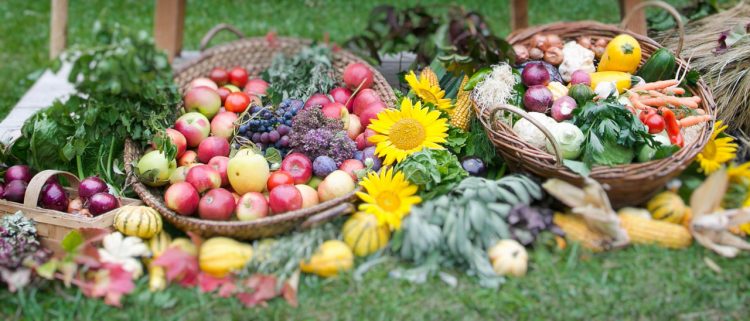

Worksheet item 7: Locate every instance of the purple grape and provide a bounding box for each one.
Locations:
[277,125,290,136]
[260,132,270,144]
[268,130,280,143]
[252,132,262,142]
[278,135,290,148]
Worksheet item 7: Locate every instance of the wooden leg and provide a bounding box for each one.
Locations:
[510,0,529,31]
[50,0,68,59]
[621,0,647,35]
[154,0,186,61]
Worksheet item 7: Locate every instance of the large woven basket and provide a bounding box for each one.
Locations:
[475,1,716,208]
[123,24,396,239]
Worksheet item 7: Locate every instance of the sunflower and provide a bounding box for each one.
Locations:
[728,162,750,183]
[357,167,422,230]
[696,121,738,174]
[405,69,453,113]
[369,98,449,165]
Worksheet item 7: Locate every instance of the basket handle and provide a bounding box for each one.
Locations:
[199,23,246,52]
[478,103,564,167]
[299,203,355,231]
[619,0,684,57]
[24,170,81,208]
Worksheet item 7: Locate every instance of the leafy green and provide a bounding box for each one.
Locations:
[463,117,498,166]
[263,44,336,104]
[395,148,467,200]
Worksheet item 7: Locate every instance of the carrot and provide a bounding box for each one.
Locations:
[640,96,699,109]
[632,79,680,91]
[628,92,650,110]
[695,109,706,115]
[679,115,712,127]
[664,87,685,95]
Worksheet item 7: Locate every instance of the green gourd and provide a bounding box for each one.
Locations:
[636,48,677,83]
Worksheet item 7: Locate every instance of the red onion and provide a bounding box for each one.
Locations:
[523,85,554,113]
[40,182,69,212]
[78,176,109,200]
[551,96,578,122]
[521,62,551,86]
[3,180,28,203]
[5,165,33,183]
[88,192,119,216]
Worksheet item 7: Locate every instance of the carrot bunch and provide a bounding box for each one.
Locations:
[627,79,711,128]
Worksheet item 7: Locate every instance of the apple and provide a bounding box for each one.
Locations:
[152,128,187,158]
[268,184,303,214]
[228,67,249,88]
[267,171,295,192]
[359,101,386,128]
[197,136,230,163]
[304,93,332,109]
[175,112,211,147]
[224,92,251,113]
[198,188,235,221]
[352,89,381,115]
[208,156,230,186]
[296,184,319,209]
[244,78,269,96]
[347,114,363,139]
[178,150,199,167]
[307,176,323,189]
[339,159,364,181]
[209,68,229,86]
[228,152,270,194]
[355,129,377,150]
[343,63,374,90]
[136,150,174,187]
[236,192,269,221]
[189,77,218,90]
[169,165,191,184]
[164,182,200,216]
[184,87,221,119]
[186,164,222,193]
[224,84,241,92]
[322,102,350,129]
[317,170,355,202]
[330,87,353,111]
[280,152,313,184]
[216,87,231,103]
[210,111,238,140]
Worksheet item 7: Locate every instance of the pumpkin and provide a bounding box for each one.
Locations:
[113,205,163,239]
[647,191,689,224]
[488,239,528,277]
[342,212,390,257]
[597,34,642,74]
[199,237,253,278]
[299,240,353,278]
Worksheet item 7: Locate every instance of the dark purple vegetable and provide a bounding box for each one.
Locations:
[40,182,69,212]
[518,61,563,84]
[551,96,578,122]
[78,176,108,200]
[5,165,33,183]
[523,85,554,113]
[3,180,28,203]
[520,62,550,87]
[362,146,382,171]
[461,157,487,177]
[88,192,119,216]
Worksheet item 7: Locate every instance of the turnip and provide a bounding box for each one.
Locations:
[570,70,591,86]
[352,89,381,116]
[550,96,578,122]
[521,62,550,86]
[523,85,554,113]
[343,63,374,90]
[304,93,332,109]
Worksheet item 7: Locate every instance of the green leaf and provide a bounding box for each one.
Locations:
[61,230,84,253]
[563,159,591,177]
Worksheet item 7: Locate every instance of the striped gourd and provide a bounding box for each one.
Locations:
[619,213,692,249]
[342,212,390,257]
[420,67,440,89]
[646,191,689,224]
[113,205,163,239]
[449,75,473,130]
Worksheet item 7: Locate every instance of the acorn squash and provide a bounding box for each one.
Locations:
[113,206,163,239]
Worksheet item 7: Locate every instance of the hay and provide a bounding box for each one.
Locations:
[654,3,750,134]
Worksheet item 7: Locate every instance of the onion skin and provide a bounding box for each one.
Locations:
[523,86,554,113]
[521,62,551,87]
[5,165,33,183]
[3,180,28,203]
[78,176,108,200]
[551,96,578,122]
[544,47,563,65]
[68,197,84,214]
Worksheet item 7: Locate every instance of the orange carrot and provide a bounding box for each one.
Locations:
[628,92,650,110]
[640,96,698,109]
[679,115,712,127]
[695,109,706,115]
[632,79,680,91]
[664,87,685,95]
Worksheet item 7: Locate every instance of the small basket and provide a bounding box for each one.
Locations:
[123,24,396,240]
[474,1,717,207]
[0,170,142,256]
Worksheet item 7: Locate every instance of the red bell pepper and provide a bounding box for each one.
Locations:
[660,108,683,147]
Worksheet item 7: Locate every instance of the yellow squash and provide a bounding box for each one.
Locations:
[342,212,390,257]
[113,206,163,239]
[647,191,689,224]
[597,34,642,73]
[199,237,253,278]
[299,240,353,277]
[145,231,171,291]
[589,71,633,94]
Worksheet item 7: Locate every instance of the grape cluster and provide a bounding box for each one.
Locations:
[237,99,303,155]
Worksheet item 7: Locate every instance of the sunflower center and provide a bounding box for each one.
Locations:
[416,89,439,103]
[389,118,426,150]
[703,141,717,159]
[376,191,401,211]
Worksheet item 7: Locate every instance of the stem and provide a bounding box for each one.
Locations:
[76,154,84,179]
[107,136,115,179]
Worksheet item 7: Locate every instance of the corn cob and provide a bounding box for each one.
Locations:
[419,67,440,89]
[450,75,473,130]
[552,213,607,251]
[619,214,692,249]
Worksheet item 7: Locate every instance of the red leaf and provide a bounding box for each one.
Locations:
[282,271,299,308]
[236,274,278,307]
[74,263,135,307]
[197,272,233,293]
[152,247,199,287]
[218,281,237,298]
[186,232,203,250]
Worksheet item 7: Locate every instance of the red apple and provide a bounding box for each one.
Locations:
[208,156,230,186]
[209,68,229,86]
[244,78,269,96]
[224,92,251,113]
[197,137,230,163]
[322,102,350,129]
[164,182,200,216]
[268,184,303,214]
[296,184,319,209]
[347,114,363,139]
[189,77,218,90]
[210,111,238,140]
[355,129,377,150]
[228,67,249,88]
[216,87,231,103]
[352,88,381,116]
[280,152,313,184]
[267,171,295,192]
[186,165,221,193]
[318,170,356,202]
[224,84,241,93]
[184,87,221,119]
[343,63,374,90]
[236,192,269,221]
[151,128,187,158]
[169,165,192,184]
[198,188,235,220]
[330,87,353,111]
[304,93,332,109]
[178,150,199,167]
[175,112,211,147]
[339,159,365,181]
[359,102,386,128]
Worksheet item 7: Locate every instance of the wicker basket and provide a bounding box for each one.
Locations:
[0,170,142,256]
[123,24,396,240]
[474,1,716,208]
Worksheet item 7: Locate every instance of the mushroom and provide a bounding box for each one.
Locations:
[546,34,563,49]
[530,34,548,49]
[576,36,592,49]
